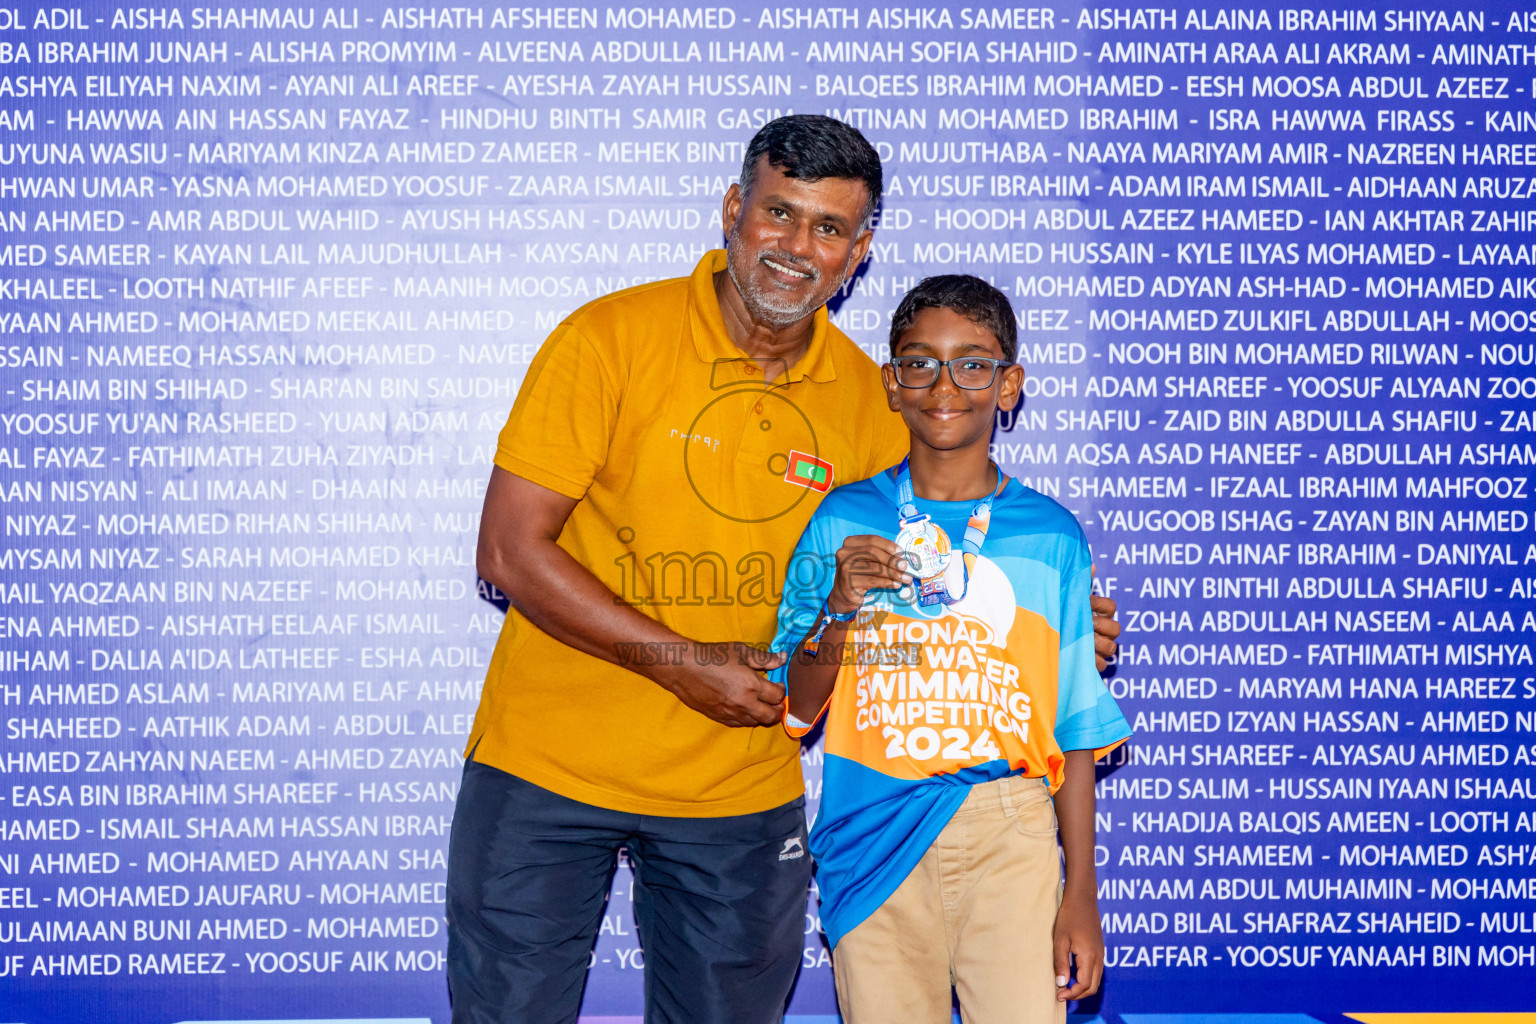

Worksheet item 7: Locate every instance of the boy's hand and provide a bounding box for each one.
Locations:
[1052,889,1105,1001]
[829,535,912,615]
[655,643,787,727]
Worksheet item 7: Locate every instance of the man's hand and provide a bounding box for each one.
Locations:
[655,642,788,727]
[1052,889,1105,1002]
[1091,593,1120,672]
[830,535,912,614]
[479,469,786,725]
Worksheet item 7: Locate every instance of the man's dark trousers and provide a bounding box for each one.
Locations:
[447,759,812,1024]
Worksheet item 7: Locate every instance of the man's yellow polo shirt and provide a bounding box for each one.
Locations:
[467,249,909,817]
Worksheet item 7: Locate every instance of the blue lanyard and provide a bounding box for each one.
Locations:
[896,456,1000,559]
[896,457,1002,605]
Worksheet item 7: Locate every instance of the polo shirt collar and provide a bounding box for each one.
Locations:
[686,249,838,385]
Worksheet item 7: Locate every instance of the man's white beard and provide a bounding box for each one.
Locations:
[726,231,848,329]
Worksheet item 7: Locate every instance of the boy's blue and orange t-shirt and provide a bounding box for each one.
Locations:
[770,467,1131,949]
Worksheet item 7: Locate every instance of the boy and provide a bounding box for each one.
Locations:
[771,275,1131,1024]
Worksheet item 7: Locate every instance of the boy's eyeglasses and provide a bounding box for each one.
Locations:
[889,356,1011,390]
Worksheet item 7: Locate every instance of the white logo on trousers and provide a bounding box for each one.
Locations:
[778,837,805,861]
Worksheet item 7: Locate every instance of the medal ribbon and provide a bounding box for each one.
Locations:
[896,456,1005,605]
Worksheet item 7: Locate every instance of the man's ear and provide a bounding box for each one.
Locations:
[848,225,874,270]
[997,364,1026,412]
[721,183,743,241]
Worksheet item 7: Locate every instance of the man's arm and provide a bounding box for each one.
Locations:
[1051,748,1104,1001]
[477,467,786,727]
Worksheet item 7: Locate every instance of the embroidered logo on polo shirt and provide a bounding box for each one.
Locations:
[784,451,833,493]
[778,837,806,861]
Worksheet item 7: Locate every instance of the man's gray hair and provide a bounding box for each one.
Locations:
[738,114,883,228]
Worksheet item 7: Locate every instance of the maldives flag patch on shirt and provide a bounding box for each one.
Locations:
[785,450,833,492]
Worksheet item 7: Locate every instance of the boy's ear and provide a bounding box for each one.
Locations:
[996,363,1026,412]
[880,362,903,411]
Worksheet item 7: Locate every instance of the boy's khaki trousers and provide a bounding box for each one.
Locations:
[833,775,1066,1024]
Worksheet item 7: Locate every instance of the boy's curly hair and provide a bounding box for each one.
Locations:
[887,274,1017,363]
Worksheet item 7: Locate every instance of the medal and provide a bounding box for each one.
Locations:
[895,456,1004,607]
[896,515,949,579]
[895,514,952,603]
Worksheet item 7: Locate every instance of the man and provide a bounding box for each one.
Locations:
[447,116,1121,1024]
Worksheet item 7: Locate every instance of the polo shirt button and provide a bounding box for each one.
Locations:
[754,402,764,414]
[744,364,757,375]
